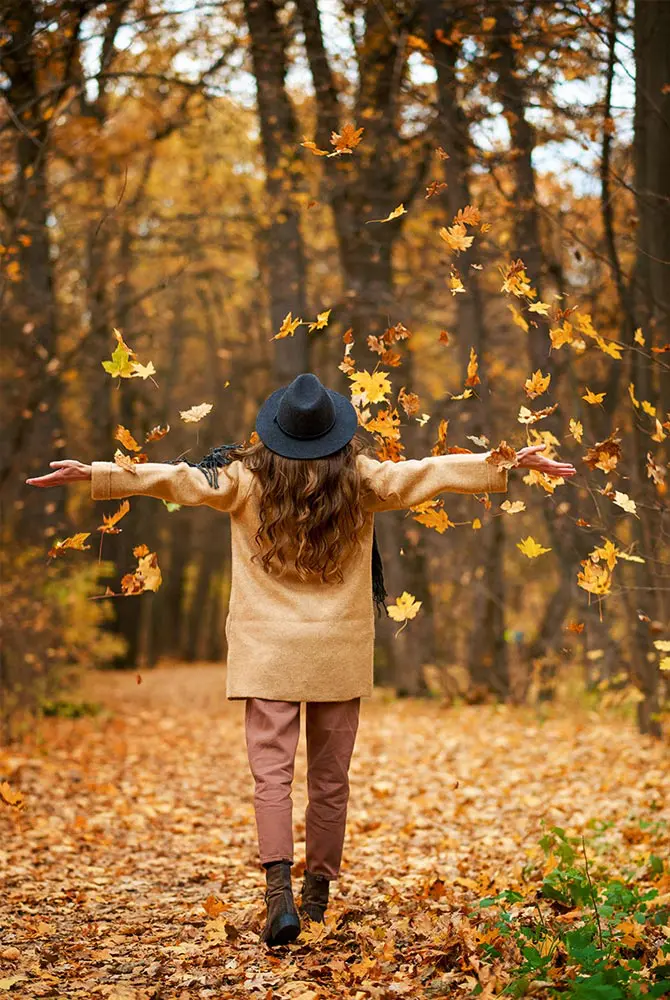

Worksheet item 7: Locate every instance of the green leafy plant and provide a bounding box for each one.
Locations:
[477,826,670,998]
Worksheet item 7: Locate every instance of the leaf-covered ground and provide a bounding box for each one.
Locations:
[1,665,668,999]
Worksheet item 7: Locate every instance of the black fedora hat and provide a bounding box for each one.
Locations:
[255,373,359,459]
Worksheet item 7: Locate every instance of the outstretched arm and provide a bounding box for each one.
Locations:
[358,445,575,512]
[27,459,246,512]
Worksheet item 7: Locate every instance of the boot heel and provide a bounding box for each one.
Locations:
[268,912,300,946]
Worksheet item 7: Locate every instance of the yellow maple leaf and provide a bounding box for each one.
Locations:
[578,560,612,596]
[517,536,552,558]
[448,270,466,295]
[465,346,480,386]
[659,656,670,672]
[487,441,518,471]
[366,204,407,225]
[634,327,645,346]
[273,312,303,340]
[482,15,497,30]
[439,222,474,253]
[654,640,670,652]
[501,500,526,514]
[582,388,606,405]
[524,369,551,398]
[518,404,558,424]
[569,418,583,443]
[98,499,130,535]
[364,407,401,439]
[114,449,139,473]
[449,388,473,400]
[121,548,162,595]
[115,425,141,452]
[348,369,392,405]
[472,517,482,529]
[549,321,574,349]
[330,122,364,154]
[641,400,656,417]
[528,301,551,316]
[500,259,533,298]
[651,418,666,442]
[131,360,156,380]
[453,205,481,227]
[48,532,91,560]
[387,591,422,625]
[307,309,331,333]
[613,491,638,516]
[410,503,454,534]
[180,402,213,423]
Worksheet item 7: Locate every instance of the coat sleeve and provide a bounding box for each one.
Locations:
[357,452,509,512]
[90,460,247,512]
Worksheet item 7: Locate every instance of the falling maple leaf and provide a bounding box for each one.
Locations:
[102,342,135,378]
[518,404,558,424]
[439,222,474,253]
[578,560,612,596]
[348,369,392,405]
[500,500,526,514]
[524,369,551,399]
[180,402,213,423]
[453,205,481,227]
[436,146,449,159]
[565,621,585,633]
[415,413,431,425]
[500,259,533,298]
[273,312,303,340]
[431,418,449,456]
[517,536,551,558]
[439,329,450,344]
[583,431,622,473]
[330,122,364,154]
[387,591,422,633]
[425,180,448,199]
[448,270,466,295]
[365,204,407,225]
[569,418,583,443]
[48,532,91,560]
[130,361,156,380]
[97,500,130,535]
[465,346,481,387]
[410,499,454,534]
[364,407,401,439]
[528,301,551,316]
[114,449,139,473]
[613,491,638,516]
[398,386,420,418]
[120,546,162,595]
[487,441,518,471]
[582,387,606,405]
[145,424,170,443]
[634,327,645,345]
[115,425,142,452]
[307,309,331,333]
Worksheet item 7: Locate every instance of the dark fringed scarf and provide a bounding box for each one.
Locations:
[170,445,389,617]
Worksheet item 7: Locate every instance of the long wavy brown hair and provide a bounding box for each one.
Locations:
[229,433,371,584]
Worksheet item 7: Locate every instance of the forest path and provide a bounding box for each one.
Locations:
[1,664,667,999]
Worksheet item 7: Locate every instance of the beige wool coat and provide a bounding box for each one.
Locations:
[91,452,508,702]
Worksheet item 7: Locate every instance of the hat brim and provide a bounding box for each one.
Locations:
[255,385,359,459]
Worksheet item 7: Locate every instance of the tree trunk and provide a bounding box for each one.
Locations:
[243,0,310,381]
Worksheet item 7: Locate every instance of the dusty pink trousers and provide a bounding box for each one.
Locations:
[244,697,361,880]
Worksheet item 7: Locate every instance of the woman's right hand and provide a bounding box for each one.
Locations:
[26,460,92,488]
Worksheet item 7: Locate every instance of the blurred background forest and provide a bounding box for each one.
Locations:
[1,0,668,740]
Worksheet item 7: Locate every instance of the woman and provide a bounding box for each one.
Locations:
[27,372,576,946]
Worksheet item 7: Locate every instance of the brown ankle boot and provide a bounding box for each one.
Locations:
[299,870,330,923]
[261,862,301,947]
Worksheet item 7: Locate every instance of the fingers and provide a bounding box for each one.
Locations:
[518,444,546,454]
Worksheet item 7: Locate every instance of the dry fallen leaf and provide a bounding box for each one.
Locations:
[180,402,213,423]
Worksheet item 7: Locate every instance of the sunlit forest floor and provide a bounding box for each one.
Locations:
[2,665,668,999]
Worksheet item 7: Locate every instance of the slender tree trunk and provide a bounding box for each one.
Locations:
[425,1,508,698]
[0,1,65,537]
[243,0,310,381]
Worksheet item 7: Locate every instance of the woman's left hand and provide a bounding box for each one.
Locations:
[515,445,576,479]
